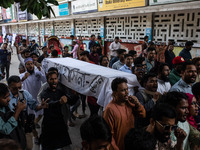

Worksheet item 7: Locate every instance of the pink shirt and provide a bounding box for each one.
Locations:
[72,44,79,59]
[0,36,3,43]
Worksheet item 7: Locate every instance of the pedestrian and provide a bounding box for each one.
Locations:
[103,77,145,150]
[170,61,197,94]
[40,71,72,150]
[109,37,121,60]
[0,83,26,149]
[179,41,193,61]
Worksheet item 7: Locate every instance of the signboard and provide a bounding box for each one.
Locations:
[17,3,28,21]
[42,58,140,109]
[59,3,69,16]
[0,7,3,20]
[150,0,193,5]
[2,8,12,22]
[98,0,145,12]
[145,28,152,42]
[72,0,98,14]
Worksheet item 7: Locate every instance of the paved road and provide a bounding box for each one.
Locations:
[1,49,89,150]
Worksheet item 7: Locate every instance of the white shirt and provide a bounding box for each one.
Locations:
[109,41,121,57]
[20,70,46,101]
[157,79,171,95]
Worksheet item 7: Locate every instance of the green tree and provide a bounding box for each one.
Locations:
[1,0,59,19]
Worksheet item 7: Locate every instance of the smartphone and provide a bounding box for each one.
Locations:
[18,90,24,102]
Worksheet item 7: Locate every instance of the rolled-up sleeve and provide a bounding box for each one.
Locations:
[0,116,18,135]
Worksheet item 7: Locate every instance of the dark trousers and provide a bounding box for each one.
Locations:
[1,62,10,80]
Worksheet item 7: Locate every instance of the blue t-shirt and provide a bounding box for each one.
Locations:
[0,49,8,64]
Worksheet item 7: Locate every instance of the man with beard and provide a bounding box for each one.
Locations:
[170,61,197,94]
[119,54,133,74]
[19,57,46,147]
[132,64,145,85]
[157,63,171,95]
[146,102,186,150]
[19,39,28,53]
[112,49,126,70]
[145,47,156,73]
[103,77,145,150]
[135,73,161,128]
[161,92,194,150]
[169,56,185,86]
[179,41,193,61]
[89,45,99,64]
[40,71,72,150]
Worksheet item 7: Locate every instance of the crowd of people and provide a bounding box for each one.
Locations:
[0,33,200,150]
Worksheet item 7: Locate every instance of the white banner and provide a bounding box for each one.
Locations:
[72,0,98,14]
[42,58,140,109]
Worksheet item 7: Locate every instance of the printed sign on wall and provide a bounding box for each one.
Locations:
[98,0,145,12]
[59,3,69,16]
[72,0,98,14]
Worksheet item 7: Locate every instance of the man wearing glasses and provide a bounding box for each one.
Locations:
[161,91,199,150]
[146,103,186,150]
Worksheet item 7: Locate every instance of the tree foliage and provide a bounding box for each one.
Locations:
[1,0,59,19]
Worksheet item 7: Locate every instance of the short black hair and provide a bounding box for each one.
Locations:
[70,35,74,38]
[115,37,119,40]
[0,83,9,98]
[91,34,95,38]
[147,47,156,53]
[47,71,58,80]
[48,67,58,73]
[22,39,26,43]
[80,51,89,58]
[158,63,169,74]
[148,41,155,46]
[141,73,157,87]
[144,36,149,40]
[97,36,101,40]
[185,41,193,46]
[134,57,145,66]
[151,103,176,121]
[128,50,137,56]
[99,55,109,65]
[124,54,133,59]
[51,50,58,57]
[117,49,126,55]
[159,92,188,108]
[132,64,143,73]
[7,76,21,86]
[192,57,200,65]
[30,53,39,58]
[64,46,69,49]
[192,82,200,99]
[124,128,156,150]
[49,45,54,50]
[111,77,127,92]
[182,61,195,72]
[0,139,22,150]
[80,115,112,143]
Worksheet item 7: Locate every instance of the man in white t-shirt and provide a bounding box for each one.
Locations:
[109,37,121,59]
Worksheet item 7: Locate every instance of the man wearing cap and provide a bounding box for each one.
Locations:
[169,56,185,86]
[179,41,193,61]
